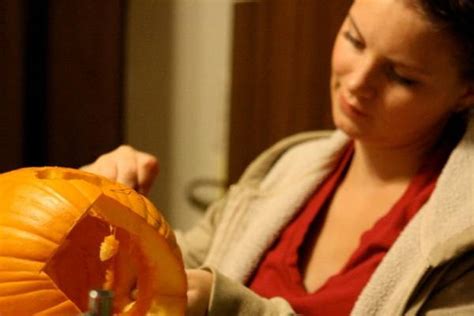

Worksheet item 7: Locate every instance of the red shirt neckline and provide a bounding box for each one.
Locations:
[248,137,456,315]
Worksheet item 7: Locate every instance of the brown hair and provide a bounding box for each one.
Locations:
[413,0,474,80]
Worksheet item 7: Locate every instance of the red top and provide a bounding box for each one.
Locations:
[248,141,452,316]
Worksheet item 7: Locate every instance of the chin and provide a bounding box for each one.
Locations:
[335,120,362,139]
[332,104,359,137]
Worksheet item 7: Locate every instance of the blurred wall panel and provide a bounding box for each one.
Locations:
[125,0,174,222]
[1,1,124,171]
[46,0,125,167]
[228,0,351,183]
[125,0,233,229]
[0,0,24,171]
[23,1,49,166]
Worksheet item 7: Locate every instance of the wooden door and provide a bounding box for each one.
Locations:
[0,0,24,171]
[228,0,352,183]
[45,0,125,167]
[0,0,125,170]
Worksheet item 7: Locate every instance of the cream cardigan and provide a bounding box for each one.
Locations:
[176,115,474,315]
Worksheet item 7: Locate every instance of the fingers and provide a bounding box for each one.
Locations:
[114,145,140,189]
[136,152,159,195]
[185,269,213,316]
[95,156,118,181]
[80,157,118,181]
[81,145,159,196]
[113,145,159,194]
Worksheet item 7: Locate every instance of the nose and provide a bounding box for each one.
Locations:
[346,57,378,100]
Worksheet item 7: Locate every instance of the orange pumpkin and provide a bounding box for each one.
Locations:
[0,167,187,315]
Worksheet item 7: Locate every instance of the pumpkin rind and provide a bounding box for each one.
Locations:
[0,167,187,315]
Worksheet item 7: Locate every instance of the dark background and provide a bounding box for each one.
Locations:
[1,0,124,170]
[0,0,350,183]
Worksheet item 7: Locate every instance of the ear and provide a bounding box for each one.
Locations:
[456,84,474,112]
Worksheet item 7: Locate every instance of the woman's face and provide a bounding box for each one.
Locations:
[331,0,472,148]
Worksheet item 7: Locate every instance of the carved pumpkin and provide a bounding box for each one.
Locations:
[0,167,187,315]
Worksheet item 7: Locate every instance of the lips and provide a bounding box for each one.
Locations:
[339,92,368,118]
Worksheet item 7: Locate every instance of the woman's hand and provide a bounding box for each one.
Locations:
[186,269,213,316]
[81,145,159,195]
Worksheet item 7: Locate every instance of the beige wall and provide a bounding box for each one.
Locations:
[125,0,233,229]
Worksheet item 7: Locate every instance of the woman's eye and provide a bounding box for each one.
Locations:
[343,31,364,50]
[386,68,418,87]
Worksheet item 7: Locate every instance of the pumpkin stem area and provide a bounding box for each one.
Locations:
[43,213,132,312]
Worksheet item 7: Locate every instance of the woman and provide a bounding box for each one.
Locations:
[84,0,474,314]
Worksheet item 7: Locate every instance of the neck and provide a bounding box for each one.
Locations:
[347,138,435,187]
[346,113,469,186]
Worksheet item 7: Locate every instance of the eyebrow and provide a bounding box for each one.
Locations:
[347,13,431,77]
[348,14,364,40]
